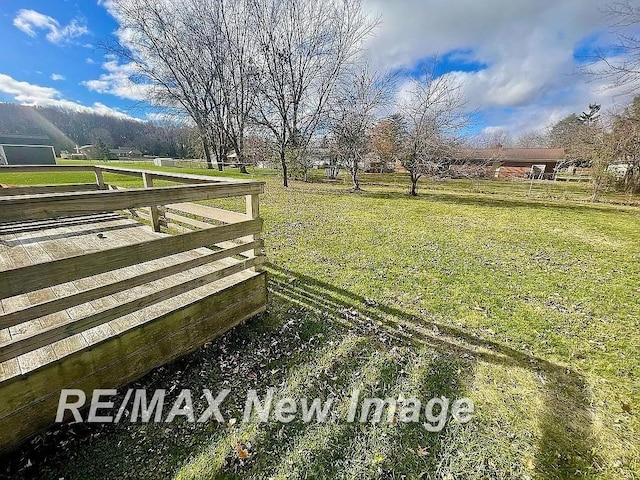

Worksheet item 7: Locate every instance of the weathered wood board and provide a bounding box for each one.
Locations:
[0,174,267,453]
[0,272,266,452]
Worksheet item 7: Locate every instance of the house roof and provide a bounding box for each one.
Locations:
[0,134,52,146]
[110,147,142,155]
[457,148,565,162]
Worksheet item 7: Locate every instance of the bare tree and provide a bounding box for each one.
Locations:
[588,1,640,94]
[248,0,377,186]
[329,67,395,191]
[515,130,550,148]
[202,0,256,172]
[244,134,277,167]
[582,121,616,201]
[107,0,256,171]
[557,106,616,200]
[610,96,640,193]
[397,69,468,196]
[448,148,501,180]
[107,0,216,168]
[473,129,512,149]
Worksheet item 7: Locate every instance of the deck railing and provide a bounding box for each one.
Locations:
[0,165,268,452]
[0,165,265,364]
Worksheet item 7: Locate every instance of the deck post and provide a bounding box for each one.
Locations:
[143,172,161,232]
[0,166,268,452]
[94,167,105,190]
[245,193,264,271]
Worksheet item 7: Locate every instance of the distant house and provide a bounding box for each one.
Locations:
[75,144,118,160]
[74,145,94,159]
[109,147,143,158]
[453,148,566,180]
[0,134,57,166]
[308,148,333,169]
[364,152,395,173]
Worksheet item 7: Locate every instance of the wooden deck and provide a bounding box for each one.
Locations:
[0,165,267,451]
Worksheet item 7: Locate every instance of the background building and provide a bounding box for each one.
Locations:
[0,134,56,166]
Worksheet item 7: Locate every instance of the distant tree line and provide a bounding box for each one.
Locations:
[0,103,197,158]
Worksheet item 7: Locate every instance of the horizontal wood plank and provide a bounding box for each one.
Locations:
[0,213,122,234]
[0,183,263,223]
[169,202,248,224]
[0,218,262,299]
[0,240,262,329]
[0,184,98,197]
[95,166,256,185]
[0,256,264,362]
[0,165,95,173]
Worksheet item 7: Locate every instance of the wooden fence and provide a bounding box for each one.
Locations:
[0,165,267,451]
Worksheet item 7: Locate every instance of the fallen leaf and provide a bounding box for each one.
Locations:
[236,443,250,459]
[622,403,633,414]
[525,458,535,470]
[415,446,429,457]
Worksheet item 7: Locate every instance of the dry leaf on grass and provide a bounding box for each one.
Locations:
[415,446,429,457]
[236,443,250,459]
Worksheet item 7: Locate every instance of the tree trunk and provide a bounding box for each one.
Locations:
[202,141,214,170]
[591,177,601,202]
[280,149,289,187]
[237,152,249,174]
[623,165,639,194]
[410,173,419,196]
[351,164,361,191]
[217,145,225,171]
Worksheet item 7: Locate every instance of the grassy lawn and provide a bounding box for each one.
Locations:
[0,163,638,479]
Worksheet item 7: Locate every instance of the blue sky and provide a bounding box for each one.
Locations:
[0,0,141,118]
[0,0,636,137]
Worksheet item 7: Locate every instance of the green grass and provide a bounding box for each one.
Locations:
[0,163,638,479]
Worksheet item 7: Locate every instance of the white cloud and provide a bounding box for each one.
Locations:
[362,0,637,136]
[50,73,65,81]
[82,60,152,101]
[0,73,138,120]
[96,0,638,137]
[86,57,96,64]
[13,9,88,45]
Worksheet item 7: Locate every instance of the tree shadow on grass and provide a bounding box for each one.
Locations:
[194,340,470,479]
[0,284,468,480]
[289,180,638,214]
[0,263,600,479]
[355,189,636,215]
[267,263,601,479]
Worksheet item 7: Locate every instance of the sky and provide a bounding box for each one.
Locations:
[0,0,637,137]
